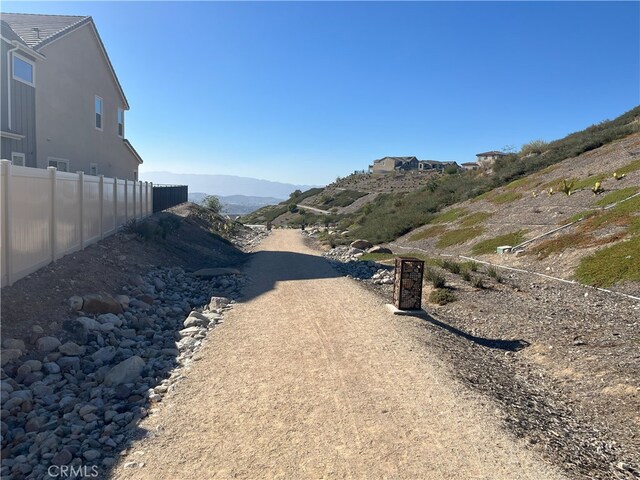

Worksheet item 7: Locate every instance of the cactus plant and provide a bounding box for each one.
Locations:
[592,182,604,195]
[560,179,574,196]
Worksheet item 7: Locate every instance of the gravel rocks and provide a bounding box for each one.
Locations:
[0,265,246,478]
[323,246,394,285]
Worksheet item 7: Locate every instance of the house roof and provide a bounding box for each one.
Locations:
[1,19,29,46]
[461,162,479,166]
[1,12,129,109]
[374,156,417,164]
[476,151,506,157]
[0,13,90,48]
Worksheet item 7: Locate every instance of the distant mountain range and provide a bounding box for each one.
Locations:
[141,171,320,198]
[188,192,284,216]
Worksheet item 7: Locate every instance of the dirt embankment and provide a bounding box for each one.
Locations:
[1,203,251,343]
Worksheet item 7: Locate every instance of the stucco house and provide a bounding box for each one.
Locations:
[0,13,142,180]
[368,156,418,173]
[475,150,506,168]
[418,160,457,172]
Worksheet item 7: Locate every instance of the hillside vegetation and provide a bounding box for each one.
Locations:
[240,107,640,289]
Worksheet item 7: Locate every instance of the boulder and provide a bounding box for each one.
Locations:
[103,356,145,387]
[367,246,392,254]
[97,313,123,328]
[2,338,25,351]
[0,349,22,366]
[62,319,88,344]
[76,317,102,331]
[114,295,130,309]
[58,342,85,356]
[92,346,117,363]
[68,296,84,311]
[183,311,211,328]
[36,337,61,353]
[350,239,373,250]
[208,296,230,310]
[82,293,123,315]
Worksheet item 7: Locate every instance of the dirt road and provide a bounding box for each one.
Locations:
[111,230,564,479]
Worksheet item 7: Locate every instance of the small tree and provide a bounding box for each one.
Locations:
[289,189,302,199]
[288,203,298,213]
[203,195,222,214]
[521,139,548,156]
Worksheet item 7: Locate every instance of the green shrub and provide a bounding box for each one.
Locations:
[429,288,457,305]
[575,236,640,287]
[425,267,446,288]
[409,225,447,242]
[461,269,472,282]
[460,211,493,227]
[440,259,462,274]
[203,195,222,214]
[470,276,485,289]
[485,265,503,283]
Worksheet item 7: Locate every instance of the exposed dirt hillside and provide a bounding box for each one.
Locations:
[0,204,253,343]
[394,133,640,294]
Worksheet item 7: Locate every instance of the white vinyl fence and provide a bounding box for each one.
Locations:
[0,160,153,287]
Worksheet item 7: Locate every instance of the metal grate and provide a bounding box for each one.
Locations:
[393,257,424,310]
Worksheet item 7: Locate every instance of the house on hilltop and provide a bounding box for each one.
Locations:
[0,12,142,180]
[369,156,418,173]
[476,150,506,168]
[418,160,457,172]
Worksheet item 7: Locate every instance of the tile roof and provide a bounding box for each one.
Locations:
[1,12,129,109]
[1,19,28,46]
[0,13,90,49]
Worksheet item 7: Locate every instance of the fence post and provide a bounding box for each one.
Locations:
[78,171,85,249]
[149,182,153,215]
[124,179,128,224]
[139,181,143,218]
[1,160,13,286]
[48,166,57,261]
[132,179,137,220]
[99,175,104,239]
[113,177,118,229]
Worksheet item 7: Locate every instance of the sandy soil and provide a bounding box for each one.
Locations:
[110,230,564,479]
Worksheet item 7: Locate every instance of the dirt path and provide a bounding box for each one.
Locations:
[111,230,564,479]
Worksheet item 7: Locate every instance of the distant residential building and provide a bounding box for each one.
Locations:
[475,150,506,168]
[418,160,457,172]
[368,156,418,173]
[0,13,142,179]
[461,162,480,171]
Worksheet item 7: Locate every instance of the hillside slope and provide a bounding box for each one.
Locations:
[395,133,640,293]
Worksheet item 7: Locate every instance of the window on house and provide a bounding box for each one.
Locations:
[95,96,103,130]
[11,152,25,166]
[90,163,98,176]
[12,54,34,86]
[117,108,124,137]
[48,158,69,172]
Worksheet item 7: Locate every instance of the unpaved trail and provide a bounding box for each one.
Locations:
[111,230,564,479]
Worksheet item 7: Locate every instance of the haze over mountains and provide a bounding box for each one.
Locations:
[141,172,320,198]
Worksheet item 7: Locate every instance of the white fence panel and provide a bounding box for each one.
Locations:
[102,177,116,236]
[83,175,101,245]
[10,166,52,280]
[0,161,153,286]
[116,180,127,226]
[56,172,82,257]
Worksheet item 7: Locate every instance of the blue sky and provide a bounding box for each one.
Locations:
[4,1,639,185]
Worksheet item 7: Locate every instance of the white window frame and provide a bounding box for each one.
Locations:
[11,152,25,166]
[12,52,35,87]
[95,95,103,131]
[117,108,124,138]
[48,157,70,172]
[90,163,98,176]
